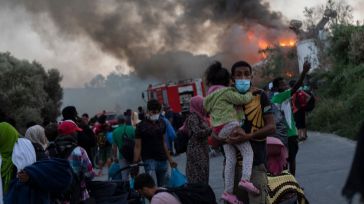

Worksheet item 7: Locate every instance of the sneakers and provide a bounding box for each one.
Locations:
[221,192,244,204]
[238,179,260,195]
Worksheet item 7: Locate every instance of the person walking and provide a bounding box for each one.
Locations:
[133,99,177,187]
[271,61,311,176]
[112,115,135,181]
[343,122,364,203]
[184,96,212,184]
[227,60,277,204]
[0,122,19,198]
[25,125,49,161]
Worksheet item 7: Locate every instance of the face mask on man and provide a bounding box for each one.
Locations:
[235,79,251,93]
[149,114,160,121]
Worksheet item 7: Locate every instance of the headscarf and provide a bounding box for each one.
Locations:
[0,122,19,193]
[12,138,37,172]
[179,96,207,133]
[266,137,288,176]
[25,125,49,150]
[190,96,206,120]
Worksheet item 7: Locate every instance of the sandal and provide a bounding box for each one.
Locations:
[239,180,260,195]
[221,192,244,204]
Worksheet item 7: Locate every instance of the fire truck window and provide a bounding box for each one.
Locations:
[162,90,169,106]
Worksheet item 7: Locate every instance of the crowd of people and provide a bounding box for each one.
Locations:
[1,59,363,204]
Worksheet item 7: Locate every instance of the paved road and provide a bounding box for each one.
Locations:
[172,132,359,204]
[95,131,360,203]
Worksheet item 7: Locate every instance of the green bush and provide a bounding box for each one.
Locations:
[308,24,364,139]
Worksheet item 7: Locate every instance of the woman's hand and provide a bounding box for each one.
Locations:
[18,170,30,183]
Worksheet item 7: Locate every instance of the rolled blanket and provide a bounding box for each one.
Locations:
[267,171,309,204]
[4,158,73,204]
[24,158,73,193]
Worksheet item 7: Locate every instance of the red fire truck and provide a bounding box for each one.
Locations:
[145,79,205,113]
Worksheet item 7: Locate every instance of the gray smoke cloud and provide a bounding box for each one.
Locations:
[4,0,287,80]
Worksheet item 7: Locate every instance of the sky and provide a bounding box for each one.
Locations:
[0,0,363,88]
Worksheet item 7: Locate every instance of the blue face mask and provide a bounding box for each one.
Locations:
[235,79,251,93]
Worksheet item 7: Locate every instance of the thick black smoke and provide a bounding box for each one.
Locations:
[4,0,286,80]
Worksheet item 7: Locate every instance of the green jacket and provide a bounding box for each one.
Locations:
[204,87,253,127]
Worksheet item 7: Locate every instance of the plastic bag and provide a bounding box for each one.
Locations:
[168,168,187,188]
[106,131,113,144]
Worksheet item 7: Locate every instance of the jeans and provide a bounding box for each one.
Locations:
[119,157,130,181]
[143,159,168,187]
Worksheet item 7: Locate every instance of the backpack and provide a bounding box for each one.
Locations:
[51,136,84,203]
[304,91,315,112]
[155,183,217,204]
[96,132,108,148]
[120,126,135,163]
[293,90,315,112]
[174,130,189,155]
[52,135,78,159]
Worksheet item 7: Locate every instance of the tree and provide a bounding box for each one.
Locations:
[0,52,63,131]
[303,0,353,32]
[42,69,63,123]
[258,45,298,81]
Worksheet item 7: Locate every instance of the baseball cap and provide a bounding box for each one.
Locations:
[58,120,83,135]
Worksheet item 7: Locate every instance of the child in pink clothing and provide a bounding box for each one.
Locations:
[203,62,260,204]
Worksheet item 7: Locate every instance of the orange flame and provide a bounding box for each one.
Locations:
[243,27,297,61]
[258,40,269,49]
[279,39,296,47]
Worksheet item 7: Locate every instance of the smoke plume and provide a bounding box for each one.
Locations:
[4,0,289,80]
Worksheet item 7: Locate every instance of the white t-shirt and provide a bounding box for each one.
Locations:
[151,189,181,204]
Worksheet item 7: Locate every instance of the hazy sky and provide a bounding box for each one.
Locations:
[0,0,363,87]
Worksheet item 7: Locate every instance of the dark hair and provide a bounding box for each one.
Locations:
[147,99,161,111]
[82,113,89,118]
[272,77,284,89]
[98,115,107,124]
[126,109,132,116]
[45,123,58,141]
[205,61,230,86]
[138,106,143,112]
[62,106,78,120]
[134,173,156,190]
[231,61,252,76]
